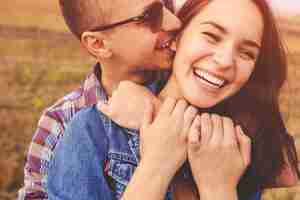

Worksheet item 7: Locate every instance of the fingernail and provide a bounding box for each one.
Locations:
[238,126,244,135]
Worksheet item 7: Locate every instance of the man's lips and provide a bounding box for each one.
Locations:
[156,39,173,50]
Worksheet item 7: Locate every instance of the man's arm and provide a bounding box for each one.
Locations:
[47,107,113,200]
[18,111,65,200]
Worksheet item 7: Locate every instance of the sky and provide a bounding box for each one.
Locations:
[269,0,300,16]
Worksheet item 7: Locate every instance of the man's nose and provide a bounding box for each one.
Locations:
[161,7,182,32]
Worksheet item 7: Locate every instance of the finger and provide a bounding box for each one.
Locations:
[118,80,131,89]
[172,99,188,118]
[236,126,251,166]
[141,100,154,131]
[182,106,198,138]
[157,97,177,116]
[97,100,111,116]
[223,117,237,147]
[200,113,212,145]
[210,114,223,146]
[188,115,201,143]
[107,89,118,109]
[188,115,201,152]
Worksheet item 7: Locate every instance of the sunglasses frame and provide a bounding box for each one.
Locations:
[89,1,163,33]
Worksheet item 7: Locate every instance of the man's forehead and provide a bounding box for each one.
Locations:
[110,0,156,19]
[136,0,175,10]
[110,0,185,19]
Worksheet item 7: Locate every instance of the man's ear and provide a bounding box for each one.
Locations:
[170,37,178,52]
[81,31,113,59]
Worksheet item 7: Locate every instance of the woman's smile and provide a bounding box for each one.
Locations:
[193,68,227,89]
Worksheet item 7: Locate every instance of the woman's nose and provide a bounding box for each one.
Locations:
[212,44,235,70]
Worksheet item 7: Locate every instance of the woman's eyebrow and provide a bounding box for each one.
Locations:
[200,21,227,34]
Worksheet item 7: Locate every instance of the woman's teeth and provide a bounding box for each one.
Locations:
[194,69,226,88]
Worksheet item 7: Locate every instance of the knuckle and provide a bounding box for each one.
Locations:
[223,117,233,124]
[245,136,251,144]
[166,97,175,104]
[188,105,198,114]
[241,132,250,140]
[178,99,187,106]
[185,107,197,119]
[118,81,128,88]
[211,114,220,121]
[195,115,201,123]
[120,80,131,86]
[202,112,209,117]
[201,112,210,121]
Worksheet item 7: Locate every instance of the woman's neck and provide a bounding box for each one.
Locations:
[158,75,211,114]
[158,75,184,101]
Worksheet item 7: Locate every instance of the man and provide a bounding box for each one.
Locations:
[18,0,181,199]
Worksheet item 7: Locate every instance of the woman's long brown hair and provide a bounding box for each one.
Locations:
[177,0,300,198]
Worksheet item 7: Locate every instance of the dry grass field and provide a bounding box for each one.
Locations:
[0,1,299,200]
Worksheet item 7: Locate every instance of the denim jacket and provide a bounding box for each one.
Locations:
[47,105,172,200]
[47,105,262,200]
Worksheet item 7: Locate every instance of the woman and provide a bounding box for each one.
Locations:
[100,0,299,199]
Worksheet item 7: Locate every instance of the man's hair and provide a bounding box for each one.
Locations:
[59,0,176,40]
[59,0,111,39]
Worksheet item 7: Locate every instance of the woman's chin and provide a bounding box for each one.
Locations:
[186,95,220,109]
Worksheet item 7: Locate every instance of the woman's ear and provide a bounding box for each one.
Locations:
[81,31,113,59]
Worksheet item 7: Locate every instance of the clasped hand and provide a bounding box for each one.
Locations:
[98,81,252,194]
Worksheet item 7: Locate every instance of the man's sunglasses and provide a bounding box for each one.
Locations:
[89,1,163,33]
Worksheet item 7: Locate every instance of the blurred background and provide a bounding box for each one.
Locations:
[0,0,299,199]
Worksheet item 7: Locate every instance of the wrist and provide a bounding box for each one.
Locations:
[136,159,174,190]
[139,158,177,181]
[199,186,238,200]
[122,159,172,200]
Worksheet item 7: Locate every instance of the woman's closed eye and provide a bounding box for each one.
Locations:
[239,50,257,61]
[202,32,221,44]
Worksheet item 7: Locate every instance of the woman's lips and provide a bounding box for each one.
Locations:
[193,68,227,88]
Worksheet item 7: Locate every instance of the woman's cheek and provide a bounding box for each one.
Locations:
[240,61,256,80]
[236,64,255,86]
[181,39,213,65]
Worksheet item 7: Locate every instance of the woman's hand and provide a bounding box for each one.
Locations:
[187,113,251,200]
[140,97,198,179]
[121,98,197,200]
[97,81,159,130]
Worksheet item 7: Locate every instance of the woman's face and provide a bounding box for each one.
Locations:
[172,0,264,108]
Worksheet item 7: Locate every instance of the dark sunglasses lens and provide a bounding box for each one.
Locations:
[144,2,163,32]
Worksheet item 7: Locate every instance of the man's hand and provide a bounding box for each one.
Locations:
[140,98,197,178]
[97,81,159,129]
[121,98,197,200]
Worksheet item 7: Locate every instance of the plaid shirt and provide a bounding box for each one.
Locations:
[18,64,105,200]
